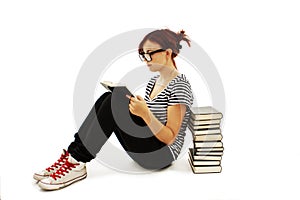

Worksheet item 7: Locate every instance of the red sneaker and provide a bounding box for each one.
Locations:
[38,155,87,190]
[33,149,69,181]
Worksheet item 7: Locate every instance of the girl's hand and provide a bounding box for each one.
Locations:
[127,95,149,118]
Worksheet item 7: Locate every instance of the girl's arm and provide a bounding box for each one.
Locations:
[128,95,186,145]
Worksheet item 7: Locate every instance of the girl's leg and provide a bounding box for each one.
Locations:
[68,91,174,169]
[114,125,174,170]
[68,92,114,162]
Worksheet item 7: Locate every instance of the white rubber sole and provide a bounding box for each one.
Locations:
[33,173,49,181]
[38,173,87,190]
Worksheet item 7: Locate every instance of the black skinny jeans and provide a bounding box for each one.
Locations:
[68,91,174,170]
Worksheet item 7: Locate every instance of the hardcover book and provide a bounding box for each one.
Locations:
[188,159,222,174]
[189,127,221,135]
[193,134,223,142]
[189,119,221,126]
[189,123,220,130]
[194,141,223,148]
[194,151,224,156]
[188,152,221,165]
[189,148,222,161]
[194,147,224,152]
[190,106,223,120]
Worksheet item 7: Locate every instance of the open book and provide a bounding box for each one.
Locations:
[100,81,135,98]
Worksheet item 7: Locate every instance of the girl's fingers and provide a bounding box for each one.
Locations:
[136,95,143,100]
[129,104,133,110]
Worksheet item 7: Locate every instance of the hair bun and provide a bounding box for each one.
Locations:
[178,30,185,41]
[177,44,182,49]
[176,30,190,49]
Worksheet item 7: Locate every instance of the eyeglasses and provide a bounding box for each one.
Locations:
[139,49,165,62]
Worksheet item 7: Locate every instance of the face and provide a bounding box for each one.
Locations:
[141,40,167,72]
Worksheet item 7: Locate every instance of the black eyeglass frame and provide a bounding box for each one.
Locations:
[139,49,165,62]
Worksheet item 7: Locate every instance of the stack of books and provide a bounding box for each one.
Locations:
[188,106,224,174]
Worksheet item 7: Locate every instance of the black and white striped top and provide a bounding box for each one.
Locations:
[144,73,194,160]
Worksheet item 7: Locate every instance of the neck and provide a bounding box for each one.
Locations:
[159,59,178,79]
[157,65,179,87]
[159,67,177,79]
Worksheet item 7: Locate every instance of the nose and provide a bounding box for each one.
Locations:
[146,61,152,66]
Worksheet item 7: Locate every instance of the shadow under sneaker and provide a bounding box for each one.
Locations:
[33,149,69,181]
[38,155,87,190]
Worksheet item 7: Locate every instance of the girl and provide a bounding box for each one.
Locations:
[34,29,194,190]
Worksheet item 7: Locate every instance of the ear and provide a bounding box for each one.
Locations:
[165,48,173,58]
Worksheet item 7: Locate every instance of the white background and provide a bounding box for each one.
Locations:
[1,0,300,199]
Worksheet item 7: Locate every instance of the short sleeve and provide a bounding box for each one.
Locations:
[168,78,193,109]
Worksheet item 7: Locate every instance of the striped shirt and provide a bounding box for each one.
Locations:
[144,73,194,160]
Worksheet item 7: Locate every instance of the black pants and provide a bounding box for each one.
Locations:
[68,91,174,170]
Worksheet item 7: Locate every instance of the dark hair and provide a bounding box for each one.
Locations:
[138,29,191,66]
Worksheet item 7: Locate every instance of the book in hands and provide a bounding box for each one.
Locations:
[100,81,135,98]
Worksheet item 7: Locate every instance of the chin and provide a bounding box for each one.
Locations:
[148,64,163,72]
[148,68,157,72]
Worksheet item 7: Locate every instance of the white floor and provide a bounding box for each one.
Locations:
[1,130,299,200]
[2,140,231,200]
[30,154,228,200]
